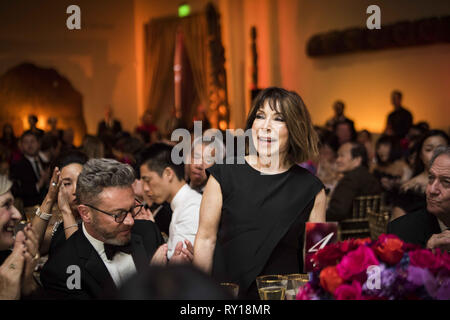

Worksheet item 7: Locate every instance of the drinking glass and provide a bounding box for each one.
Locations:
[220,282,239,299]
[285,273,309,300]
[256,275,288,300]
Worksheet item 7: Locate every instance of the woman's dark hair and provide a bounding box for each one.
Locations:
[57,150,89,170]
[412,129,450,176]
[245,87,319,163]
[334,119,357,143]
[375,135,403,165]
[319,130,339,154]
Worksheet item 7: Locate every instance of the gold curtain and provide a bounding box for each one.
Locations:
[143,17,178,129]
[181,14,210,125]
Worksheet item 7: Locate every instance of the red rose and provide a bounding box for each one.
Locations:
[409,249,442,273]
[319,266,344,295]
[338,240,359,253]
[373,237,404,265]
[354,237,372,246]
[334,281,362,300]
[312,244,345,269]
[336,245,379,281]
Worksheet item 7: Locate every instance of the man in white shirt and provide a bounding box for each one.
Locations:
[40,158,191,299]
[140,143,201,259]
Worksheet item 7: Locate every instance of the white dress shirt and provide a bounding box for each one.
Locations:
[438,218,448,232]
[82,223,137,287]
[167,184,202,259]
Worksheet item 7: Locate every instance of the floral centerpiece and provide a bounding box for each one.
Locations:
[297,234,450,300]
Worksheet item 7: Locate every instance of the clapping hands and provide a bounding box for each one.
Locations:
[150,240,194,266]
[0,225,39,299]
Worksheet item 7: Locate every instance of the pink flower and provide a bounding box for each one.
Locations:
[336,245,379,281]
[334,281,362,300]
[296,283,318,300]
[409,249,443,273]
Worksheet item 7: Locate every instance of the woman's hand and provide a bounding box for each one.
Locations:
[45,167,61,203]
[21,225,40,296]
[134,206,154,222]
[58,184,73,215]
[0,231,26,300]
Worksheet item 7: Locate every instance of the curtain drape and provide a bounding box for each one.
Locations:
[181,14,210,125]
[143,17,178,130]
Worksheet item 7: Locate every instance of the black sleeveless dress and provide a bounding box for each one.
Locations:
[207,158,324,298]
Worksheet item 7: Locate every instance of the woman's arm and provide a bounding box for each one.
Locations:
[31,167,60,254]
[308,188,326,222]
[193,175,222,274]
[58,187,79,239]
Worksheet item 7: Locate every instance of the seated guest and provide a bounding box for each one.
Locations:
[371,135,412,194]
[140,143,201,259]
[189,136,225,194]
[334,119,356,147]
[10,131,50,207]
[317,131,340,194]
[326,142,381,222]
[388,146,450,250]
[40,158,192,299]
[0,175,40,299]
[357,129,375,163]
[391,130,449,221]
[31,151,89,256]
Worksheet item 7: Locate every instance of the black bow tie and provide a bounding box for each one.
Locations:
[104,243,132,260]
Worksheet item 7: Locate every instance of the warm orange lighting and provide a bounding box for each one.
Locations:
[218,105,227,116]
[219,120,228,131]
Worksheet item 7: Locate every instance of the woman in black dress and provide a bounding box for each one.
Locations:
[193,87,326,298]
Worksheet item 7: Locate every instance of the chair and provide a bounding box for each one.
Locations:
[367,208,390,240]
[337,195,382,241]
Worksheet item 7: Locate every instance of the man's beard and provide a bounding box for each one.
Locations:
[91,214,131,246]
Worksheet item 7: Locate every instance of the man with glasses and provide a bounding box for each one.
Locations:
[40,158,190,299]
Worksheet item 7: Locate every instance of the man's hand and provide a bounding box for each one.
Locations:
[427,230,450,251]
[169,240,194,265]
[150,244,168,266]
[0,231,26,300]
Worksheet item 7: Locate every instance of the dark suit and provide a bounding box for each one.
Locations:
[40,220,163,299]
[97,119,122,138]
[387,209,442,247]
[326,166,381,222]
[10,156,47,207]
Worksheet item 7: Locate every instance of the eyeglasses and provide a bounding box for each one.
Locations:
[84,199,144,223]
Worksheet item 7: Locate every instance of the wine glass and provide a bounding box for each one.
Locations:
[256,275,288,300]
[285,273,309,300]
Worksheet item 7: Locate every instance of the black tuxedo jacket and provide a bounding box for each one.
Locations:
[97,119,122,137]
[10,156,47,207]
[387,209,442,247]
[40,220,163,299]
